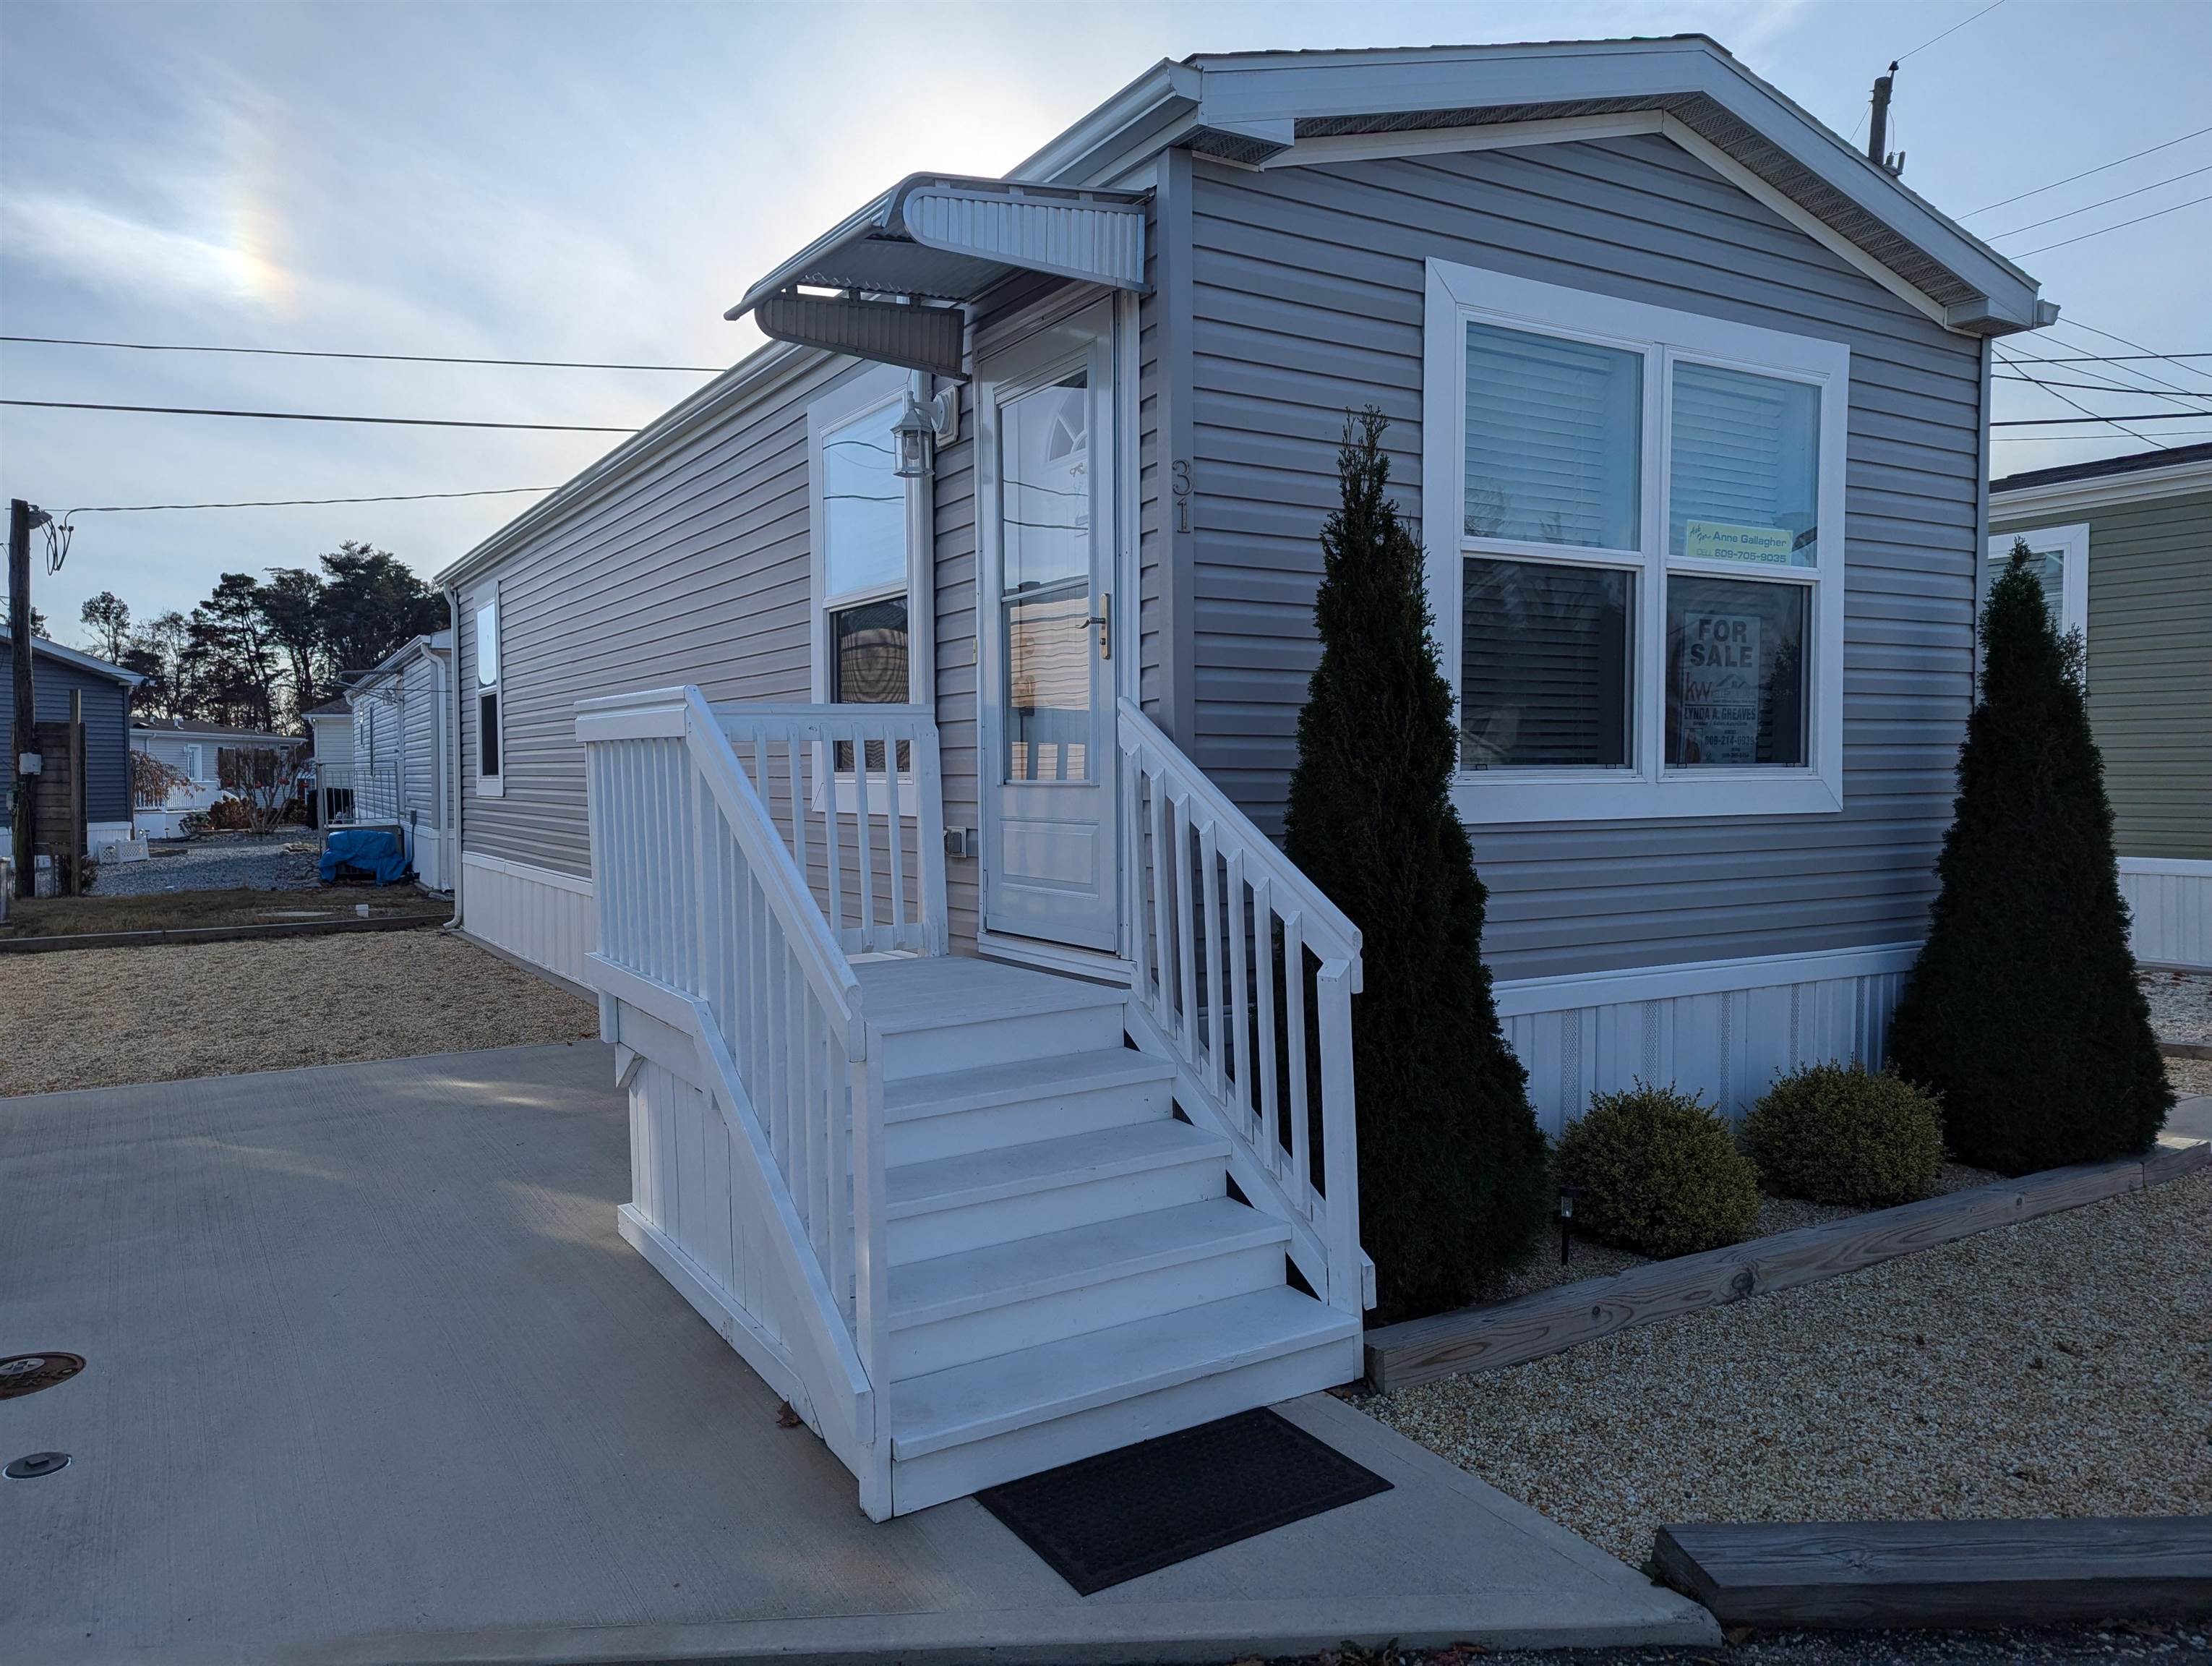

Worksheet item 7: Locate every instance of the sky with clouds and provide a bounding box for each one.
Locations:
[4,0,2208,644]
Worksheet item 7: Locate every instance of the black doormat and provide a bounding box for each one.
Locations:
[975,1409,1392,1595]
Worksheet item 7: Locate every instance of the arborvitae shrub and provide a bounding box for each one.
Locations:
[1283,410,1550,1322]
[1745,1062,1944,1208]
[1887,543,2170,1174]
[1555,1084,1762,1258]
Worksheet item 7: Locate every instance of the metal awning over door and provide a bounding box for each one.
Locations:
[725,174,1149,377]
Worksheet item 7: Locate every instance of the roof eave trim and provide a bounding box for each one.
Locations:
[1991,453,2212,519]
[9,636,142,686]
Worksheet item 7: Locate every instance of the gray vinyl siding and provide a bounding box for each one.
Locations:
[0,648,132,824]
[457,353,891,882]
[1994,489,2212,860]
[1182,134,1987,981]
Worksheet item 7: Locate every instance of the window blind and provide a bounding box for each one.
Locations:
[1464,322,1641,550]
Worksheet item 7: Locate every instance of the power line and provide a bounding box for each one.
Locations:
[2054,318,2212,394]
[2011,191,2212,257]
[1985,162,2212,239]
[1998,342,2211,403]
[1990,413,2207,425]
[1896,0,2007,62]
[1994,356,2182,450]
[1993,368,2212,401]
[1,398,638,434]
[1960,122,2212,216]
[64,487,557,515]
[2008,352,2211,364]
[0,334,726,373]
[1994,429,2212,441]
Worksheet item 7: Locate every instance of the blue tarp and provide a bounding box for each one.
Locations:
[320,828,411,886]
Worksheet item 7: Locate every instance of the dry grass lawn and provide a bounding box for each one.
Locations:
[1,886,450,938]
[1,930,600,1097]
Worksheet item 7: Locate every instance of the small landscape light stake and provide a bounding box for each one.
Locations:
[1558,1182,1582,1265]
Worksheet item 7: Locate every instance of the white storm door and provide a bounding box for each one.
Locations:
[978,307,1118,953]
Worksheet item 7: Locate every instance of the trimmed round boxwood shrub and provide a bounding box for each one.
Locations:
[1555,1083,1761,1259]
[1744,1062,1945,1208]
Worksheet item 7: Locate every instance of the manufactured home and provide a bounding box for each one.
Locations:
[1990,442,2211,969]
[435,37,2050,1517]
[333,633,455,890]
[1,636,140,861]
[130,718,304,838]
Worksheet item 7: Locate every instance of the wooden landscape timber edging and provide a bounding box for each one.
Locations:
[1363,1135,2211,1392]
[1651,1516,2212,1630]
[0,913,444,954]
[2161,1038,2212,1061]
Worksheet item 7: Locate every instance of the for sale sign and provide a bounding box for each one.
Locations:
[1676,611,1761,764]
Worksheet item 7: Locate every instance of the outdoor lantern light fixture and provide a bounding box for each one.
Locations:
[891,384,958,479]
[1558,1182,1582,1265]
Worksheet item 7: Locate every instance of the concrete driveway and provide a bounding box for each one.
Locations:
[1,1042,1714,1665]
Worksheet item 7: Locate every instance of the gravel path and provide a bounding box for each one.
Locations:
[1287,1620,2209,1664]
[1363,1168,2212,1570]
[0,930,599,1096]
[2143,967,2212,1045]
[95,832,320,896]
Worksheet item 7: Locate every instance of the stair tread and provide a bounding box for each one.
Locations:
[886,1119,1228,1218]
[890,1286,1359,1459]
[854,956,1126,1035]
[885,1047,1174,1121]
[888,1199,1289,1330]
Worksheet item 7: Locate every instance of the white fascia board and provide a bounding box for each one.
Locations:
[1992,455,2212,521]
[1022,59,1202,185]
[1173,38,2041,334]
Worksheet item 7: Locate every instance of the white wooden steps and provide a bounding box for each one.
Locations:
[856,955,1362,1513]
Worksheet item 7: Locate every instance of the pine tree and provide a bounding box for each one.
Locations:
[1887,542,2170,1173]
[1284,410,1551,1322]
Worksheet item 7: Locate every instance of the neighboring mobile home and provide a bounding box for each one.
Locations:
[434,37,2050,1517]
[338,633,454,890]
[130,718,305,838]
[1,636,140,861]
[1990,442,2212,970]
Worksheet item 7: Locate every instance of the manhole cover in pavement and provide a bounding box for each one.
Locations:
[5,1452,72,1479]
[0,1354,86,1399]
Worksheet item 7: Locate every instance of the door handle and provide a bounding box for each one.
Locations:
[1085,592,1112,659]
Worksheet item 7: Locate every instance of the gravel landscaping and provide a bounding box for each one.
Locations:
[1361,1167,2212,1570]
[0,930,599,1096]
[93,832,321,895]
[1271,1620,2210,1664]
[1489,1162,2000,1304]
[2143,967,2212,1045]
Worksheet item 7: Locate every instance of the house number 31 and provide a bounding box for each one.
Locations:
[1170,459,1191,534]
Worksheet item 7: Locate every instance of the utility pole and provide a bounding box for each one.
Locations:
[9,497,42,898]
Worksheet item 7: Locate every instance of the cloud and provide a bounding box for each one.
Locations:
[0,189,298,312]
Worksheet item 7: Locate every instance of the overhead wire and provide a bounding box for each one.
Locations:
[2009,190,2212,256]
[1,398,638,433]
[0,334,726,372]
[2052,318,2212,393]
[62,487,557,515]
[1983,161,2212,239]
[1960,122,2212,216]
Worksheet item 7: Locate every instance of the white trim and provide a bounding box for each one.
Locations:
[1259,110,1664,169]
[974,927,1135,986]
[1992,454,2212,521]
[2120,856,2212,879]
[1423,257,1850,826]
[1986,521,2088,644]
[1658,116,1951,331]
[460,849,593,895]
[1492,939,1921,1018]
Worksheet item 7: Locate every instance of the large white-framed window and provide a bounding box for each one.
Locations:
[1984,522,2088,655]
[808,365,930,806]
[473,588,503,798]
[1422,259,1850,824]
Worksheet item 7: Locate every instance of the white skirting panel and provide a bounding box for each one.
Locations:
[460,850,595,984]
[620,1043,815,1420]
[406,826,455,894]
[2119,858,2212,970]
[1493,942,1922,1135]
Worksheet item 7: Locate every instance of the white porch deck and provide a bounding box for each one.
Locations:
[578,688,1373,1517]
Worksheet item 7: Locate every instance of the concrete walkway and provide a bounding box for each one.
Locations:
[1,1043,1715,1665]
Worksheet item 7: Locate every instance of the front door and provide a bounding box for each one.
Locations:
[978,303,1118,954]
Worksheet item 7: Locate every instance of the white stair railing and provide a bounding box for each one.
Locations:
[713,704,948,959]
[1115,697,1372,1315]
[578,685,909,1513]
